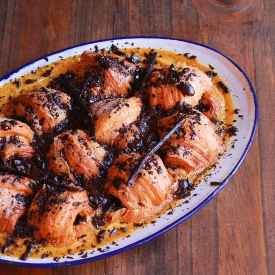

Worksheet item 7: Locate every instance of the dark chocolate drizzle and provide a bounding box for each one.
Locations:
[61,72,96,140]
[218,81,230,93]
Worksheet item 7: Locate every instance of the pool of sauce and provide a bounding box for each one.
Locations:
[0,47,235,261]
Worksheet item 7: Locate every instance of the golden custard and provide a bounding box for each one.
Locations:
[0,47,235,261]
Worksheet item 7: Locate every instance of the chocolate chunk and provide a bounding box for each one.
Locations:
[177,81,195,96]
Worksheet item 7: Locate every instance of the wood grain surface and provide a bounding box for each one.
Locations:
[0,0,273,274]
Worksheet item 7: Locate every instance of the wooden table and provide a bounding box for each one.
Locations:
[0,0,273,274]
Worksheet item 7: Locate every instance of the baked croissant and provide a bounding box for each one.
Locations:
[90,97,142,147]
[47,129,106,182]
[27,185,93,246]
[71,50,139,103]
[146,65,225,119]
[2,87,72,136]
[0,173,36,234]
[158,109,225,180]
[0,118,34,162]
[105,153,174,223]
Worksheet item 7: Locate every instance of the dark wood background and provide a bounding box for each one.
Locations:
[0,0,273,274]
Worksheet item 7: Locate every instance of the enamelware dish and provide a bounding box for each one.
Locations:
[0,37,258,267]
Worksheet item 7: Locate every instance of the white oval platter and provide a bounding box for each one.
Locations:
[0,37,258,267]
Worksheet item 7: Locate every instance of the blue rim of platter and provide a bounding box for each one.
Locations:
[0,36,258,268]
